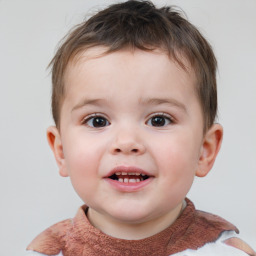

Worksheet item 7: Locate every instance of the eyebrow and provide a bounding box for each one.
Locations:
[72,98,106,112]
[139,97,187,113]
[72,97,187,113]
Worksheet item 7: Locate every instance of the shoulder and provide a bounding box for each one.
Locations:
[177,203,239,250]
[179,200,256,255]
[222,233,256,256]
[25,250,63,256]
[193,209,239,233]
[26,219,73,255]
[172,231,256,256]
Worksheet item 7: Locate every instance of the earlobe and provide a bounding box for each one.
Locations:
[196,124,223,177]
[46,126,69,177]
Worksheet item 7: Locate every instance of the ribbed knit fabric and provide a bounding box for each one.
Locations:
[27,198,238,256]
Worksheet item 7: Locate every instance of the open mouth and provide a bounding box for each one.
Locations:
[108,172,150,183]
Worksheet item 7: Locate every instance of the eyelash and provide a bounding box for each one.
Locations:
[81,112,174,128]
[81,114,110,128]
[146,113,174,127]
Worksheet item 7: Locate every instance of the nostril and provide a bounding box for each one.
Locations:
[111,142,145,154]
[115,148,138,153]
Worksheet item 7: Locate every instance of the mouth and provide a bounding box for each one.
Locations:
[105,166,152,184]
[105,166,153,192]
[109,172,150,183]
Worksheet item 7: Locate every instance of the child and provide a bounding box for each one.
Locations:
[26,1,255,255]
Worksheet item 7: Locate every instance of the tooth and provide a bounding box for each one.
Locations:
[136,179,140,182]
[122,172,127,175]
[141,174,145,176]
[124,178,129,183]
[118,178,123,182]
[129,179,136,183]
[128,172,132,175]
[135,173,140,176]
[116,172,121,175]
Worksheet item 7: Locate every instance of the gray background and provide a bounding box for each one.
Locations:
[0,0,255,255]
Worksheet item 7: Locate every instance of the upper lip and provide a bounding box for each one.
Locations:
[105,166,153,178]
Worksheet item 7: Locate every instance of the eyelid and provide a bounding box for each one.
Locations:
[81,113,110,125]
[145,112,175,127]
[146,112,174,122]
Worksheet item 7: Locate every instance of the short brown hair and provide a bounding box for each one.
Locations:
[49,0,217,131]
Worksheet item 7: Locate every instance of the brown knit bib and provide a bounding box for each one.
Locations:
[27,199,238,256]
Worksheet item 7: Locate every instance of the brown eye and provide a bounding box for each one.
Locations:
[147,115,172,127]
[85,116,110,128]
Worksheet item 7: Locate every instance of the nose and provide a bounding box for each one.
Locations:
[109,129,146,155]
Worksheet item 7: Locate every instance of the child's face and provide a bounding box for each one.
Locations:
[48,47,221,234]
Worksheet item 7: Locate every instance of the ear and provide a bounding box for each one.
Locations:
[196,124,223,177]
[47,126,69,177]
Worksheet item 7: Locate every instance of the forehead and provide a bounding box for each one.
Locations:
[64,47,198,94]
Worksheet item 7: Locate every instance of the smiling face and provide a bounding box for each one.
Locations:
[47,47,222,239]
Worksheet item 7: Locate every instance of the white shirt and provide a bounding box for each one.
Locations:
[25,230,253,256]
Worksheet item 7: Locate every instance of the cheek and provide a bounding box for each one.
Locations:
[156,144,197,200]
[64,144,100,204]
[64,132,102,166]
[63,136,102,185]
[153,133,201,177]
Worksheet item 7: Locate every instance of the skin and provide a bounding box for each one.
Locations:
[47,47,223,240]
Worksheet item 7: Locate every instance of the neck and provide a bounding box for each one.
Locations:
[87,201,185,240]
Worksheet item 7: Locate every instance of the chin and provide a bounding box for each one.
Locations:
[107,206,155,224]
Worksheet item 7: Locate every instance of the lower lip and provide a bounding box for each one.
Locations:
[104,177,153,192]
